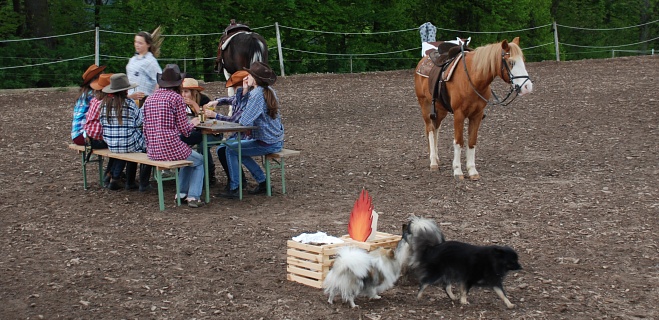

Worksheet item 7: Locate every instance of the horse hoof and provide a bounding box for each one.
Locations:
[430,165,439,171]
[469,174,480,181]
[454,175,464,181]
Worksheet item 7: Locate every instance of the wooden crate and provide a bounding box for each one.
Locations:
[286,232,401,288]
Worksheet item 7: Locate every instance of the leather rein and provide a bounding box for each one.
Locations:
[460,45,531,107]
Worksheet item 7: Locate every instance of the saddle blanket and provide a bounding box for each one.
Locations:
[416,53,462,82]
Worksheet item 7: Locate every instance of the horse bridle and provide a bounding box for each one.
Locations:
[461,45,532,107]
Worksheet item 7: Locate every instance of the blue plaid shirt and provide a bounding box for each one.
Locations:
[100,98,146,153]
[239,86,284,144]
[71,90,93,140]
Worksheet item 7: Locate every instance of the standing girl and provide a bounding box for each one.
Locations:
[126,26,163,105]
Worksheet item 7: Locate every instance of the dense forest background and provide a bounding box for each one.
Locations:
[0,0,657,88]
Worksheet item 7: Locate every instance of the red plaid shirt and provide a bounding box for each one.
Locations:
[83,97,103,140]
[143,88,195,161]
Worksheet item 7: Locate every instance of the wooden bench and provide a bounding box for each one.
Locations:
[68,144,192,211]
[263,148,301,196]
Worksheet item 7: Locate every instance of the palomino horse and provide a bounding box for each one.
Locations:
[414,37,533,180]
[215,20,268,95]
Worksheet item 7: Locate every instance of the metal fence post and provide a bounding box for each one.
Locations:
[95,27,99,66]
[553,21,560,62]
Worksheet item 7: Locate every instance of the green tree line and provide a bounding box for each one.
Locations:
[0,0,657,89]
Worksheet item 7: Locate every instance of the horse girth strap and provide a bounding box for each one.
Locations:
[427,55,463,114]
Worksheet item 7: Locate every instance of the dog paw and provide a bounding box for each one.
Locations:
[370,295,382,300]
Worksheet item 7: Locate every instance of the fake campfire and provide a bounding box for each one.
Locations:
[286,189,401,288]
[348,189,379,242]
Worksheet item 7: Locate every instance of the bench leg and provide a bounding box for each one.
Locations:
[174,168,182,207]
[97,156,105,187]
[80,152,88,190]
[280,158,287,194]
[265,157,272,197]
[155,169,165,211]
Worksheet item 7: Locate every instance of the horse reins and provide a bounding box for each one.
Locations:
[460,44,531,107]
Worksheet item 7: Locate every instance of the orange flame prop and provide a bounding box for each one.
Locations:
[348,189,373,242]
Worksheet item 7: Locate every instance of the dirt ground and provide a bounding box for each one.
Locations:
[0,56,657,320]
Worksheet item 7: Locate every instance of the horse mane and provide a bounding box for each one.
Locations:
[471,41,523,80]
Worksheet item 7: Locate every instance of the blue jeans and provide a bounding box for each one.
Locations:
[178,151,205,199]
[225,140,283,190]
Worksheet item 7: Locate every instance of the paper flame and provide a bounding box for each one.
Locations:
[348,189,373,242]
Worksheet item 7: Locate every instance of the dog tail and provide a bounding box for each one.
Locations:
[323,246,371,302]
[331,246,372,278]
[407,215,445,268]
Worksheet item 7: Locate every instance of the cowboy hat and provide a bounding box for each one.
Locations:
[225,70,249,88]
[157,64,186,88]
[82,64,106,86]
[244,61,276,86]
[90,73,113,91]
[182,78,205,91]
[102,73,138,93]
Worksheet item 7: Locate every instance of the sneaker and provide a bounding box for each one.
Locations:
[103,175,111,188]
[248,181,269,195]
[187,198,205,208]
[174,193,188,203]
[108,178,122,191]
[125,182,139,191]
[161,169,174,179]
[139,184,153,192]
[218,188,239,199]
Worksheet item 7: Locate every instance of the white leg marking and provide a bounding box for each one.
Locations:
[494,287,515,309]
[223,69,236,98]
[349,297,358,309]
[453,141,464,178]
[429,131,439,170]
[466,146,479,179]
[459,284,469,305]
[417,283,429,299]
[446,284,457,300]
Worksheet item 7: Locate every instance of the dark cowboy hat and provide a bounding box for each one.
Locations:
[82,64,106,86]
[102,73,138,93]
[157,64,186,88]
[244,61,276,86]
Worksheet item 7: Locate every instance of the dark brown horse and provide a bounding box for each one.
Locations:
[414,37,533,180]
[215,20,268,95]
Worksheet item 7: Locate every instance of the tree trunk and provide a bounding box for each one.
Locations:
[639,0,650,52]
[24,0,53,47]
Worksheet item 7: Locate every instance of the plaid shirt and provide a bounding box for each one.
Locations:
[126,52,162,96]
[71,90,93,140]
[100,98,146,153]
[84,97,103,140]
[215,88,251,140]
[239,86,284,144]
[143,88,195,161]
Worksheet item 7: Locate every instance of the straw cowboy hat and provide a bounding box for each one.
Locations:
[82,64,106,85]
[244,61,276,86]
[102,73,138,93]
[225,70,249,88]
[182,78,205,91]
[90,73,113,91]
[157,64,186,88]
